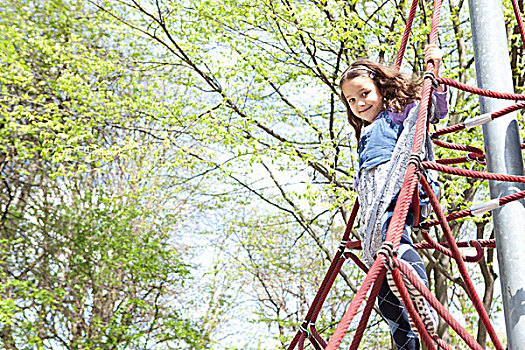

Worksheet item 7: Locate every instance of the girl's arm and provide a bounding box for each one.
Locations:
[433,87,448,119]
[425,45,448,119]
[389,87,448,125]
[390,45,448,124]
[425,44,444,92]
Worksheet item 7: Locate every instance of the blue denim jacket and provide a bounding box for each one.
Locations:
[357,107,441,210]
[358,111,402,169]
[358,90,448,170]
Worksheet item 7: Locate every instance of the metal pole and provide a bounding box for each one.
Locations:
[468,0,525,348]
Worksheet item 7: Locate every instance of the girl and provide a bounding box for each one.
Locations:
[339,45,447,350]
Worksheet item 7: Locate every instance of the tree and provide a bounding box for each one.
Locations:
[0,0,209,348]
[92,0,523,348]
[4,0,521,348]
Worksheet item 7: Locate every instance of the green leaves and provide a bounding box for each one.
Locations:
[1,0,515,347]
[0,1,206,348]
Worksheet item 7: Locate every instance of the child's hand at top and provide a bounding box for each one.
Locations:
[424,44,444,92]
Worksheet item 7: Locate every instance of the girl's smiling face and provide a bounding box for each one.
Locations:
[341,76,384,123]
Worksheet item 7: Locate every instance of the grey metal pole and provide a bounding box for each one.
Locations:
[468,0,525,348]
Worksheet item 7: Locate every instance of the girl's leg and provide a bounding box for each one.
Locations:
[377,202,436,349]
[395,211,437,334]
[377,281,421,350]
[377,207,421,350]
[397,208,429,291]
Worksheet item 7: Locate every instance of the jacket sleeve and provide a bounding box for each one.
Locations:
[389,87,449,125]
[389,102,416,125]
[429,87,449,123]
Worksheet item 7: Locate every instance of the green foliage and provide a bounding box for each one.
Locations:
[0,0,207,348]
[0,189,203,348]
[3,0,522,348]
[87,0,510,347]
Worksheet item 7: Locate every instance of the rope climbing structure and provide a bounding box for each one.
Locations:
[286,0,525,348]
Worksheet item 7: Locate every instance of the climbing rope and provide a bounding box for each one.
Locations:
[286,0,525,349]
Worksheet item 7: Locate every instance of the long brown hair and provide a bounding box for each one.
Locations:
[339,59,422,141]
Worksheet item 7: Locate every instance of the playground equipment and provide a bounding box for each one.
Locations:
[287,0,525,348]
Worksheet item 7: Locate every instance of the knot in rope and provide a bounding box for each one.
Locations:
[299,320,314,338]
[377,241,395,271]
[423,71,441,90]
[338,240,349,255]
[465,152,485,164]
[408,153,425,180]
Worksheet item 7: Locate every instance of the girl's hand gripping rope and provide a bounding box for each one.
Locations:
[424,44,444,92]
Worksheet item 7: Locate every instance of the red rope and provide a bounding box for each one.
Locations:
[308,202,360,322]
[511,0,525,47]
[344,251,369,272]
[438,77,525,100]
[432,139,486,165]
[435,156,484,165]
[298,333,306,350]
[421,208,472,228]
[394,257,486,350]
[499,188,525,205]
[287,0,525,347]
[432,139,484,155]
[338,238,497,251]
[467,240,485,262]
[491,101,525,117]
[431,335,456,350]
[419,230,484,263]
[382,0,446,254]
[420,176,504,349]
[311,326,327,349]
[287,201,360,350]
[432,102,525,138]
[416,238,497,250]
[424,161,525,183]
[348,269,386,350]
[310,205,361,325]
[395,0,420,69]
[432,123,465,138]
[325,257,386,350]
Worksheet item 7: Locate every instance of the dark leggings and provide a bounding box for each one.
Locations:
[376,202,429,350]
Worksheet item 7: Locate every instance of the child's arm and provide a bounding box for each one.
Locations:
[390,87,448,125]
[424,44,445,93]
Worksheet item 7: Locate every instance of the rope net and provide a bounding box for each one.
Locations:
[286,0,525,349]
